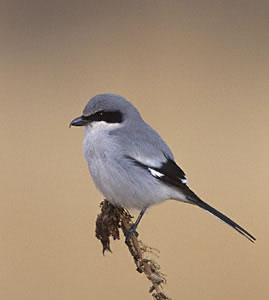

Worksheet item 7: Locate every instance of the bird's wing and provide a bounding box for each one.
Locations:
[126,156,256,243]
[111,119,175,164]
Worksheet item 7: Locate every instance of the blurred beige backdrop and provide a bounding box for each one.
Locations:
[1,1,269,299]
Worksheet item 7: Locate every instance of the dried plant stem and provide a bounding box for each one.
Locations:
[95,200,171,300]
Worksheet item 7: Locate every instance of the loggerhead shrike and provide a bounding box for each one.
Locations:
[70,93,255,243]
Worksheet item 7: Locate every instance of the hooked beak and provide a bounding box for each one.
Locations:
[69,116,88,127]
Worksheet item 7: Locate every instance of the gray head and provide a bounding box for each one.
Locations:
[70,94,142,127]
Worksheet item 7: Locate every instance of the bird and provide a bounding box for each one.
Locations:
[70,93,255,243]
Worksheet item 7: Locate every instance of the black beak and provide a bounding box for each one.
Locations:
[69,116,88,127]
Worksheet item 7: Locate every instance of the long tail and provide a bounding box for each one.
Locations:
[191,196,256,243]
[132,155,256,242]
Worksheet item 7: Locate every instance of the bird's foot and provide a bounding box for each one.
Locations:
[125,224,139,244]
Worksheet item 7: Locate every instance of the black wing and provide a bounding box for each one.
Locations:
[126,156,256,243]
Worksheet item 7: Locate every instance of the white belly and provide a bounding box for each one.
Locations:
[82,124,186,210]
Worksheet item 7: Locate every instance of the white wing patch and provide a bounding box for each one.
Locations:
[148,167,188,184]
[181,176,188,184]
[148,168,164,178]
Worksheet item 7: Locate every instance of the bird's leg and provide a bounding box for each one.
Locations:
[125,207,148,244]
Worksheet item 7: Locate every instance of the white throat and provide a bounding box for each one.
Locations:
[84,121,122,134]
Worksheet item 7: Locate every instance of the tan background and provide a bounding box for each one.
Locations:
[1,1,268,299]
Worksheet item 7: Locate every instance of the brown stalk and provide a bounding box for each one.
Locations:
[95,200,171,300]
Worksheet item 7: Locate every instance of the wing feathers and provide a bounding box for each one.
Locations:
[125,155,256,243]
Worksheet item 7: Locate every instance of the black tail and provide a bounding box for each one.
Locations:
[193,197,256,243]
[130,155,256,242]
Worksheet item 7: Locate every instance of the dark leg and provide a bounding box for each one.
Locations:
[125,207,148,244]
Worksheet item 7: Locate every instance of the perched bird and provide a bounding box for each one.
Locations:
[70,93,255,243]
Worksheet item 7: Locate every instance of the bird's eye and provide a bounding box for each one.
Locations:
[84,110,123,123]
[96,111,104,121]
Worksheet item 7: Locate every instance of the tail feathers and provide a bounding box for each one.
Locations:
[192,197,256,243]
